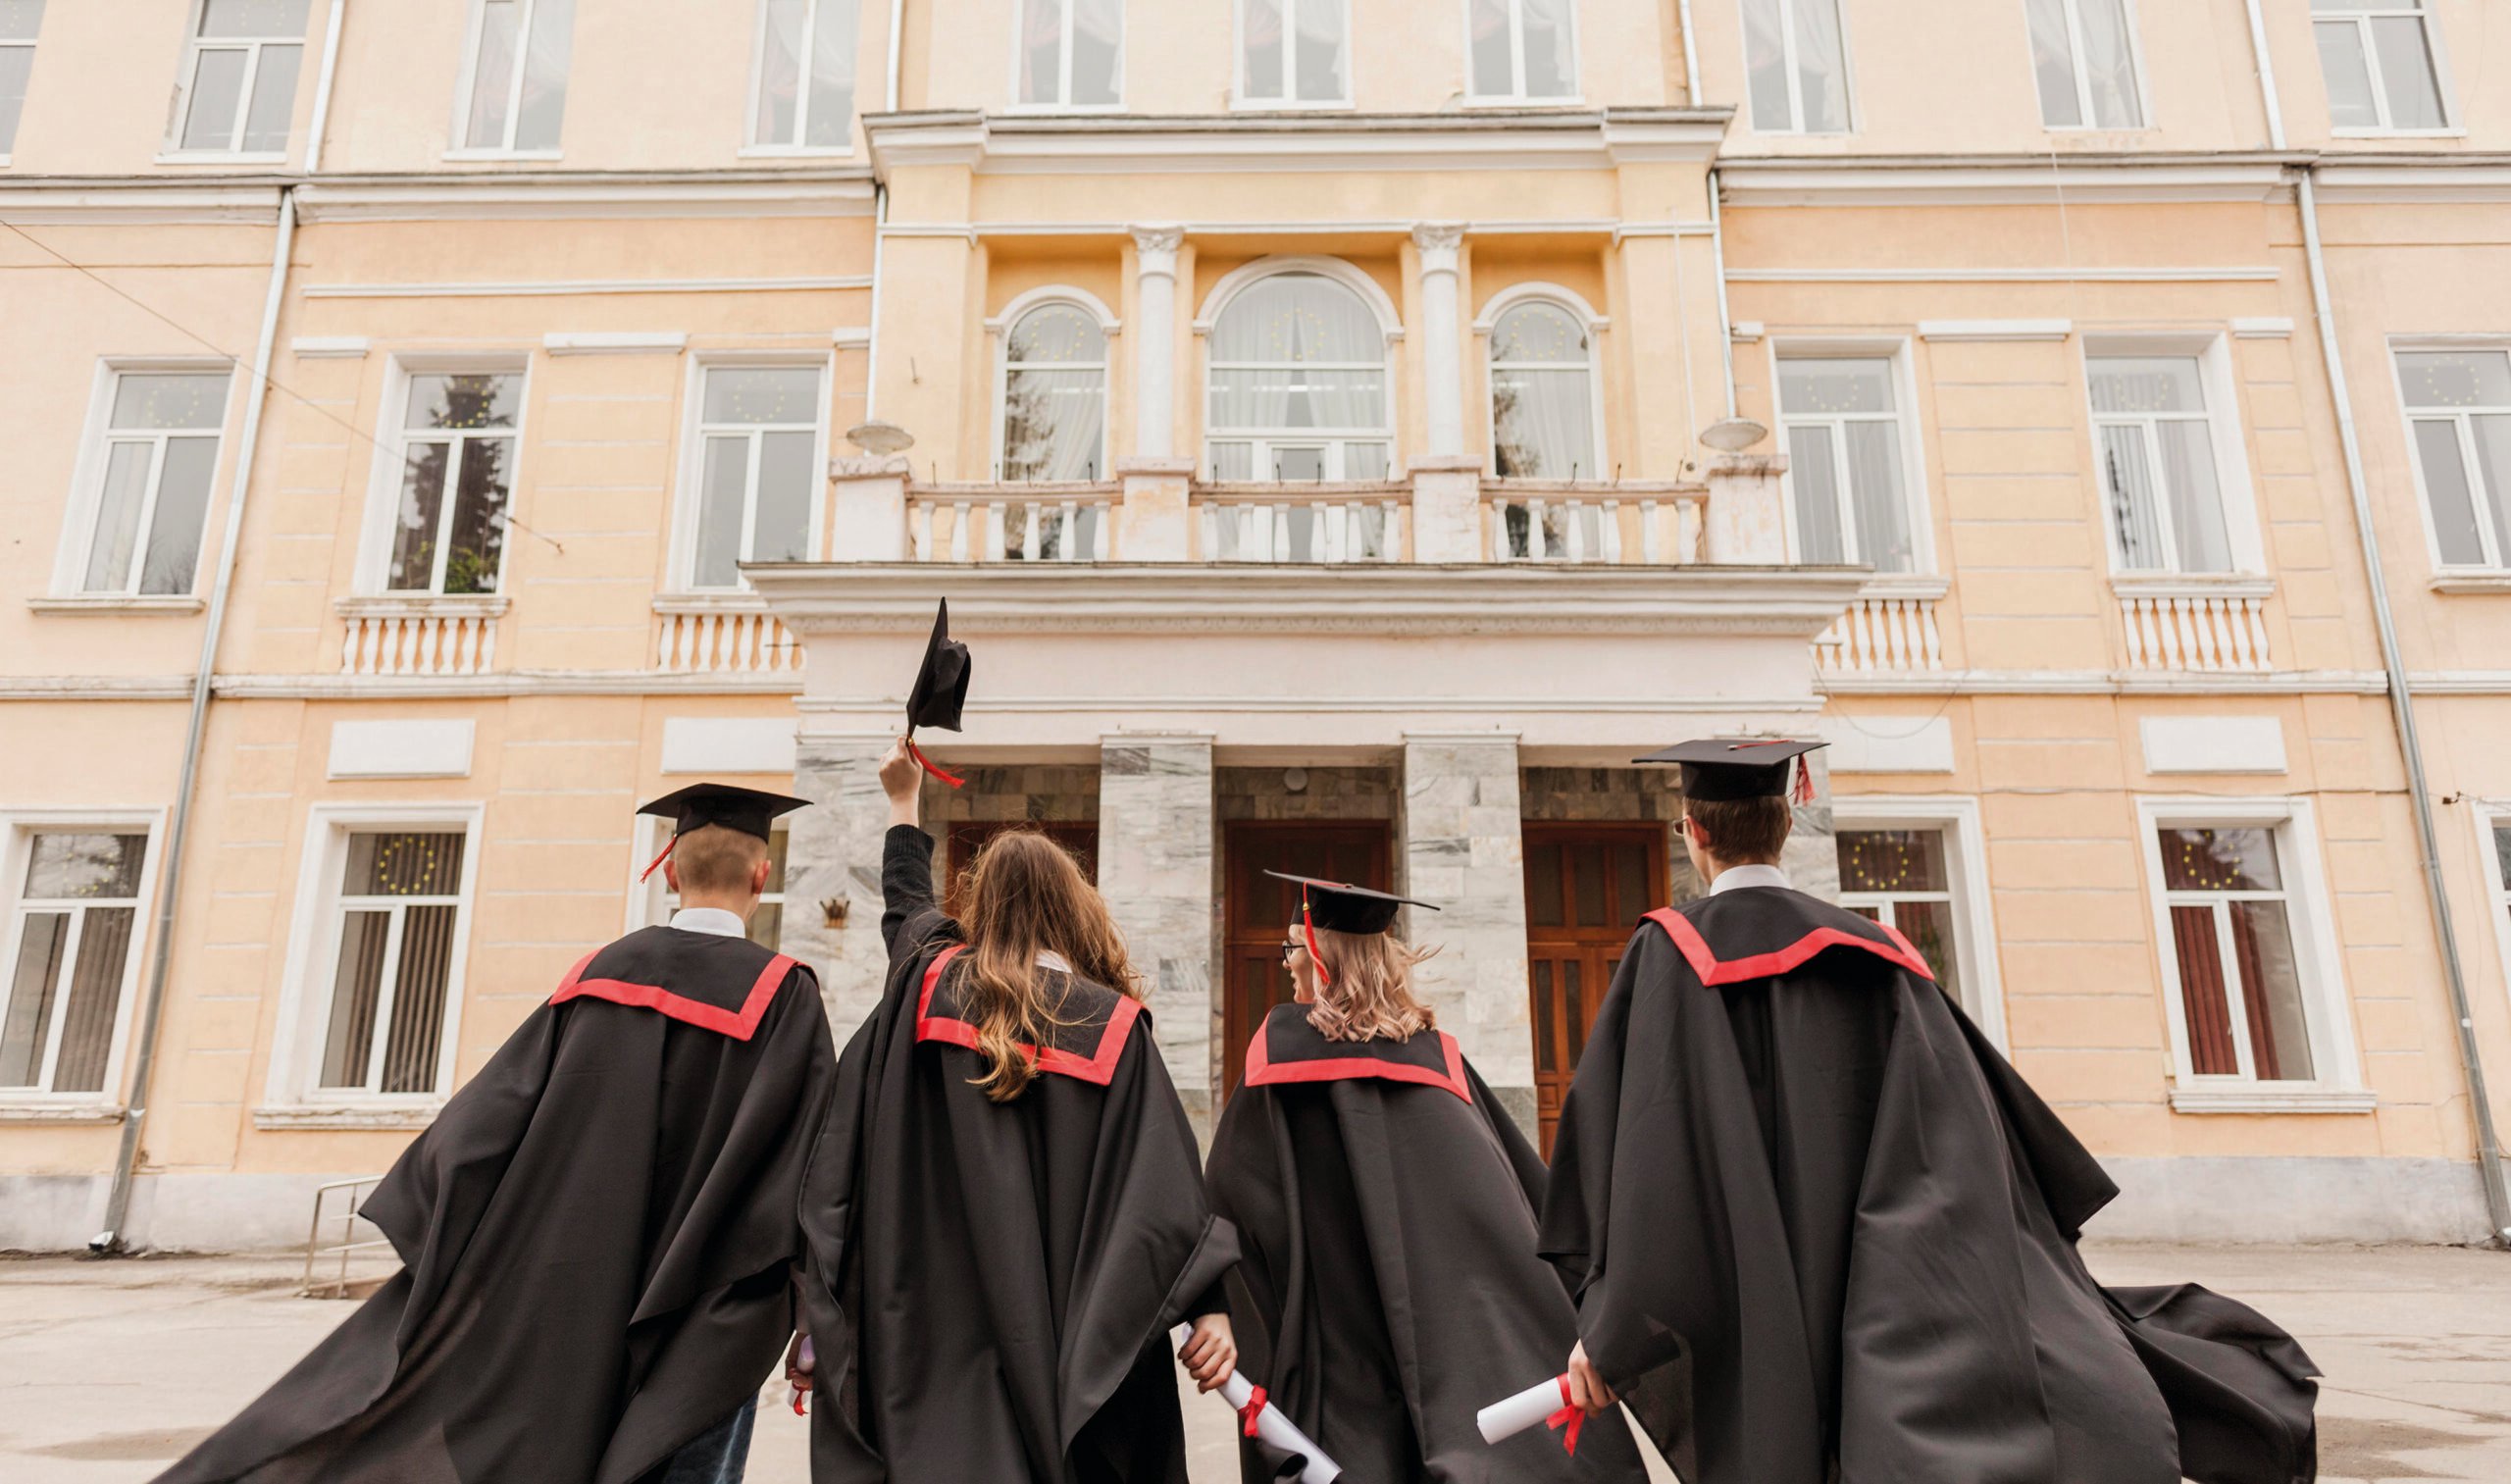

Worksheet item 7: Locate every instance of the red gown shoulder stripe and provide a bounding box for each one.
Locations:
[550,947,798,1040]
[1241,1022,1472,1102]
[913,943,1140,1087]
[1643,905,1936,985]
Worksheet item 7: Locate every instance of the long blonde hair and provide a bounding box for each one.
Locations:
[956,829,1141,1101]
[1305,927,1438,1043]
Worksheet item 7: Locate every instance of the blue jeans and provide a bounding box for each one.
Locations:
[646,1398,755,1484]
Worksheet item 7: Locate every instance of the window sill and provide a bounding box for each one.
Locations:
[2168,1085,2377,1115]
[2430,572,2511,594]
[153,150,288,166]
[254,1103,441,1131]
[2331,128,2468,140]
[334,594,510,619]
[1855,574,1950,601]
[1227,100,1357,113]
[653,589,770,612]
[28,594,206,616]
[999,104,1129,117]
[439,148,565,163]
[735,144,859,159]
[2110,574,2276,600]
[1459,96,1588,110]
[0,1101,127,1125]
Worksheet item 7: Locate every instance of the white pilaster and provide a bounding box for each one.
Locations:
[1130,226,1184,460]
[782,734,897,1036]
[1400,733,1536,1138]
[828,454,910,561]
[1413,223,1467,458]
[1098,734,1217,1128]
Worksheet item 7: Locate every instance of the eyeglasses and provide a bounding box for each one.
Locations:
[1280,940,1305,963]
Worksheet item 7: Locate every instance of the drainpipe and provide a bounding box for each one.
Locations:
[94,186,298,1254]
[1675,0,1737,421]
[885,0,904,113]
[2243,0,2510,1242]
[1676,0,1703,105]
[303,0,347,174]
[865,184,888,421]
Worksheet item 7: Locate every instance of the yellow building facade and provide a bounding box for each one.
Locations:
[3,0,2508,1248]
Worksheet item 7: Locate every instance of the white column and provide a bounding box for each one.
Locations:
[782,734,897,1038]
[1130,226,1184,459]
[1413,222,1467,458]
[1098,735,1217,1130]
[1400,733,1536,1139]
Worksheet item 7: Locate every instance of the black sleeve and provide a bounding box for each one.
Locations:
[881,824,956,962]
[1184,1278,1229,1322]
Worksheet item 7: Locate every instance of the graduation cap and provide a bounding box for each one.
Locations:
[903,599,970,789]
[1634,737,1826,805]
[636,783,808,882]
[1265,871,1441,990]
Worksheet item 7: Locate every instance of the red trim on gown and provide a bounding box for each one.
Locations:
[1241,1015,1472,1102]
[551,947,797,1041]
[913,944,1140,1087]
[1643,903,1936,985]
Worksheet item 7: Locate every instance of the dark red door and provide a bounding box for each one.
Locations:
[1523,824,1667,1154]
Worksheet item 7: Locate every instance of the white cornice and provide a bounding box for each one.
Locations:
[1819,668,2388,695]
[1716,156,2294,207]
[0,181,282,224]
[862,108,1730,178]
[294,175,876,222]
[1729,265,2278,283]
[303,275,870,299]
[2311,162,2511,204]
[1918,319,2073,342]
[746,562,1864,640]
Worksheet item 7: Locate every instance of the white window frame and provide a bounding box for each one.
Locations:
[163,0,308,162]
[2314,0,2459,137]
[2024,0,2147,131]
[50,359,234,604]
[0,810,163,1112]
[990,287,1116,485]
[2132,795,2368,1113]
[0,4,42,166]
[447,0,568,160]
[1232,0,1354,111]
[1196,256,1401,483]
[1475,282,1608,482]
[357,356,533,598]
[1767,337,1936,576]
[1739,0,1857,135]
[1832,796,2006,1050]
[1007,0,1125,114]
[1459,0,1581,105]
[2477,804,2511,1023]
[267,802,483,1114]
[668,354,834,593]
[744,0,862,153]
[2389,337,2511,576]
[629,815,793,948]
[2081,333,2266,579]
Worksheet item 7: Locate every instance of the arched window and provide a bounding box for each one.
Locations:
[998,301,1108,482]
[1488,299,1599,480]
[1205,271,1390,482]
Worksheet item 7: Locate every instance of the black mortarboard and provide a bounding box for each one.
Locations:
[1265,872,1440,936]
[636,784,808,880]
[1634,737,1827,803]
[903,599,972,789]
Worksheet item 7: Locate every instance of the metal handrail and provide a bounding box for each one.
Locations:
[301,1175,392,1299]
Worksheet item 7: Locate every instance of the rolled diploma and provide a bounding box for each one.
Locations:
[1169,1323,1342,1484]
[1476,1373,1570,1444]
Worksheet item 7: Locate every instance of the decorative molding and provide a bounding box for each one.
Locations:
[1730,320,1766,342]
[541,331,689,355]
[2430,573,2511,594]
[328,718,477,780]
[1918,318,2073,342]
[253,1103,442,1131]
[1818,715,1957,773]
[303,276,870,300]
[1730,266,2279,283]
[1818,668,2388,696]
[0,676,196,700]
[26,595,206,616]
[289,335,371,358]
[0,1101,127,1125]
[833,327,873,348]
[2310,162,2511,205]
[0,181,283,224]
[2167,1086,2378,1115]
[661,716,799,775]
[2140,715,2288,775]
[2230,317,2296,338]
[2109,574,2276,600]
[1411,222,1466,272]
[295,176,876,223]
[215,671,805,699]
[1715,156,2294,207]
[333,594,510,619]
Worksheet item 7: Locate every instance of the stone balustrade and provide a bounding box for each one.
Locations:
[334,597,505,677]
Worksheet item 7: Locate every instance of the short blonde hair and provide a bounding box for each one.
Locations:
[1307,928,1438,1044]
[671,824,767,896]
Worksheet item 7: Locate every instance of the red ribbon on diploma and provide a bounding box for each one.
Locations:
[905,736,965,790]
[1547,1374,1584,1456]
[791,1390,807,1417]
[1241,1385,1268,1439]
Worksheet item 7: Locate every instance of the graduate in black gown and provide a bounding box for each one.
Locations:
[794,735,1241,1482]
[1542,739,2322,1484]
[157,785,839,1484]
[1206,872,1647,1484]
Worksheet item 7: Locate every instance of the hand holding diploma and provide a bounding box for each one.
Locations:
[1169,1323,1344,1484]
[1477,1342,1614,1456]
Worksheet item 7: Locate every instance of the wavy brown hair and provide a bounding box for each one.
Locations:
[1305,927,1438,1044]
[956,828,1142,1101]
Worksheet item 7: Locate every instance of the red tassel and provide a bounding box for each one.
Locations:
[1302,892,1331,989]
[639,834,678,883]
[1240,1385,1267,1438]
[905,736,965,790]
[1547,1374,1585,1456]
[1793,756,1817,806]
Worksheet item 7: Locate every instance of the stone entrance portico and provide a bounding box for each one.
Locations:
[753,561,1859,1135]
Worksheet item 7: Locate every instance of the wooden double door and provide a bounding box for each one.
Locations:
[1219,822,1390,1097]
[1523,824,1668,1154]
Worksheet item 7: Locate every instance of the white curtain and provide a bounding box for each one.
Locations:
[2098,423,2166,569]
[756,0,806,141]
[1070,0,1121,105]
[2157,420,2232,572]
[2023,0,2080,126]
[1209,274,1384,433]
[1293,0,1347,100]
[1519,0,1576,97]
[464,0,522,147]
[1844,421,1913,572]
[1018,0,1061,105]
[1787,424,1845,562]
[804,0,859,146]
[1490,303,1596,479]
[1742,0,1790,128]
[1789,0,1849,131]
[513,0,575,150]
[2371,16,2445,128]
[2075,0,2141,127]
[1002,305,1107,481]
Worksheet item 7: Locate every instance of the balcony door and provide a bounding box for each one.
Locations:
[1220,821,1391,1097]
[1523,823,1668,1154]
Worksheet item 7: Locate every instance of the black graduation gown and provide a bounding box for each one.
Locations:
[797,824,1239,1484]
[1207,1005,1647,1484]
[1537,886,2321,1484]
[155,926,839,1484]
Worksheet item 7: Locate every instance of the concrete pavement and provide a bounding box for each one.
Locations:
[0,1244,2501,1481]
